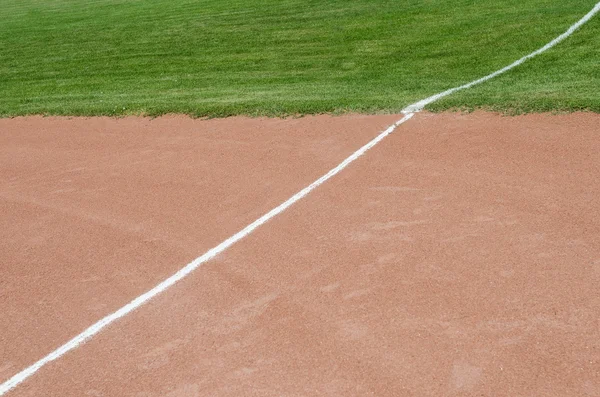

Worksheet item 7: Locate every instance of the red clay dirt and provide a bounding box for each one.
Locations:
[1,112,599,396]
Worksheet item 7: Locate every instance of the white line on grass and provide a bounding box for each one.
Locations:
[1,2,599,394]
[403,2,600,113]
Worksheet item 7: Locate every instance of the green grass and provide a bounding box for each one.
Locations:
[0,0,598,117]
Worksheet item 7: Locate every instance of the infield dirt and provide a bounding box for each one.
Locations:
[1,112,599,396]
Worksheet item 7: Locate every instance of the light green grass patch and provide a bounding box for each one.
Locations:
[0,0,598,117]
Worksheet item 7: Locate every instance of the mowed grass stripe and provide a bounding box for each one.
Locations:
[0,0,598,117]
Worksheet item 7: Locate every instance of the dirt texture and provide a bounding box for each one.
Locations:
[1,112,599,396]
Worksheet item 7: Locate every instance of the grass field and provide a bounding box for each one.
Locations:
[0,0,598,117]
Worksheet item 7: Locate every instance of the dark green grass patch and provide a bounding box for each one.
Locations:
[0,0,598,117]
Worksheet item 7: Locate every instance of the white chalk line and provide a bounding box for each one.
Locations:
[404,2,600,113]
[1,2,599,394]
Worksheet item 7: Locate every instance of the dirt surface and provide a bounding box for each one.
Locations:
[1,112,599,396]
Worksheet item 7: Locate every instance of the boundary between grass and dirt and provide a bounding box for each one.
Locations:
[1,2,599,395]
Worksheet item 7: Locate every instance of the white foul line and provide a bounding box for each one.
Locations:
[403,2,600,113]
[1,2,599,394]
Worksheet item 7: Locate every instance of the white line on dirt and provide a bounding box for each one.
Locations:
[1,2,599,394]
